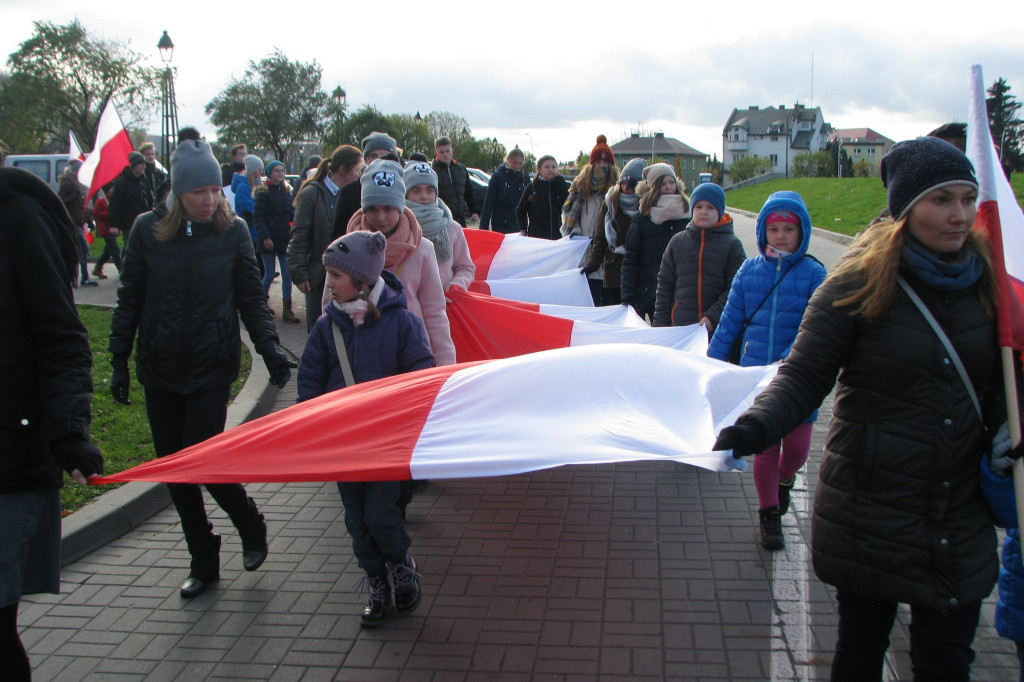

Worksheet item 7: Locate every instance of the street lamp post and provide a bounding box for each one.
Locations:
[157,31,178,170]
[332,87,347,144]
[524,132,534,156]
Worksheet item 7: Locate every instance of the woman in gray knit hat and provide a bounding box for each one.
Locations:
[109,139,296,599]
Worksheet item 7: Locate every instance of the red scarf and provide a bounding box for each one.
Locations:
[347,207,423,271]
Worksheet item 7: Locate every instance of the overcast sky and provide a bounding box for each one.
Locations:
[2,0,1022,163]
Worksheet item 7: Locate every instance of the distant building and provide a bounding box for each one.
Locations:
[722,104,831,181]
[829,128,894,175]
[610,133,709,192]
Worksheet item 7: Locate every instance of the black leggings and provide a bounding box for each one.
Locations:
[0,604,30,681]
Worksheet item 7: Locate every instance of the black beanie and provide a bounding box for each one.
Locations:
[880,137,977,220]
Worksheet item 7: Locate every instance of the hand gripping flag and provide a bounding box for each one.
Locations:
[446,287,707,362]
[78,100,134,202]
[465,229,591,279]
[93,344,773,485]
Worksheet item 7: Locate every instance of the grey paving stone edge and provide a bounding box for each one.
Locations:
[60,333,278,566]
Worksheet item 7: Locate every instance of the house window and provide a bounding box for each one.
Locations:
[692,159,696,169]
[769,154,779,166]
[868,148,876,155]
[734,154,745,161]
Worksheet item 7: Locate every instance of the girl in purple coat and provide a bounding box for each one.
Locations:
[296,230,434,628]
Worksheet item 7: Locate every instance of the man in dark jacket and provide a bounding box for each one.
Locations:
[0,166,104,681]
[432,136,479,227]
[139,142,166,203]
[220,143,247,187]
[109,152,153,240]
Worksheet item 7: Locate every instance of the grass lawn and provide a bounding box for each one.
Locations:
[726,175,1024,238]
[65,305,251,514]
[724,178,886,236]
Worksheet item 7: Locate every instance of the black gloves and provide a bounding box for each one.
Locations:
[51,436,104,481]
[990,422,1024,476]
[580,264,599,276]
[713,421,767,459]
[110,361,131,405]
[263,346,297,388]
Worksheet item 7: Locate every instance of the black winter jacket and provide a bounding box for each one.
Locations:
[619,212,688,315]
[480,164,528,233]
[110,211,280,394]
[253,182,295,249]
[109,167,153,232]
[653,218,745,328]
[739,267,1005,611]
[0,168,93,493]
[330,179,362,241]
[516,176,569,239]
[432,159,478,225]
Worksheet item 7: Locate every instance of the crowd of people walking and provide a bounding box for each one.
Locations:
[5,124,1024,681]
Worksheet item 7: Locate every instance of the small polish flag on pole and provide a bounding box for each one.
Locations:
[78,100,134,201]
[68,131,86,162]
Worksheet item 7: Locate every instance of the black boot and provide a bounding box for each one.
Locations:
[235,497,268,572]
[360,571,392,627]
[778,476,796,516]
[181,530,221,598]
[389,554,421,615]
[758,507,784,551]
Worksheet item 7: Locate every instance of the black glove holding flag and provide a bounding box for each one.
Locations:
[713,420,767,459]
[262,345,297,388]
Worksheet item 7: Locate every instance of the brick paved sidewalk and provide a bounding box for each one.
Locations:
[39,275,1018,680]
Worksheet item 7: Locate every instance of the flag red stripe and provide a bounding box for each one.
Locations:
[463,228,503,280]
[85,129,133,202]
[976,201,1024,349]
[467,280,491,295]
[446,287,574,362]
[94,366,467,484]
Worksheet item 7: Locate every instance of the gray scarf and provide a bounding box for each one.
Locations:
[408,199,453,264]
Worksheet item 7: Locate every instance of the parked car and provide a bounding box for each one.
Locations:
[465,168,490,215]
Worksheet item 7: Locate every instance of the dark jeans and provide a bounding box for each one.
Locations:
[337,481,410,574]
[303,279,325,332]
[144,385,259,542]
[602,287,621,306]
[831,588,981,682]
[96,235,122,271]
[77,229,90,281]
[587,278,603,306]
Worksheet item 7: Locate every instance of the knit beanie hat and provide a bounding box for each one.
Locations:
[361,131,398,157]
[265,160,284,175]
[322,230,387,285]
[128,151,146,169]
[881,137,977,220]
[590,135,615,165]
[620,158,646,188]
[689,182,726,219]
[170,139,223,197]
[642,163,677,189]
[361,159,406,211]
[404,161,438,194]
[243,155,265,175]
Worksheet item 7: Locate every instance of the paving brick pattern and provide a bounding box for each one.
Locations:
[41,258,1020,680]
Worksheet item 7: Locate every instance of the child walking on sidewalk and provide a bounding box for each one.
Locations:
[296,230,435,626]
[707,191,826,549]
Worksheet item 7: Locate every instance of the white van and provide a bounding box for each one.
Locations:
[2,154,71,192]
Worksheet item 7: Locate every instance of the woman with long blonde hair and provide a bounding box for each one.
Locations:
[714,138,1007,681]
[110,139,295,600]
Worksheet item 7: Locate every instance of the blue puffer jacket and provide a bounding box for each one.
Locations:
[296,271,435,400]
[980,456,1024,642]
[480,164,528,233]
[708,191,826,368]
[232,174,254,217]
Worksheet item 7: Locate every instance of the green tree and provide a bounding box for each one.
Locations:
[988,77,1023,173]
[575,151,588,170]
[791,151,835,178]
[384,113,434,159]
[424,111,474,158]
[334,104,390,149]
[460,137,506,171]
[320,86,350,150]
[206,50,329,161]
[703,154,723,185]
[523,151,537,175]
[728,156,773,183]
[0,20,161,153]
